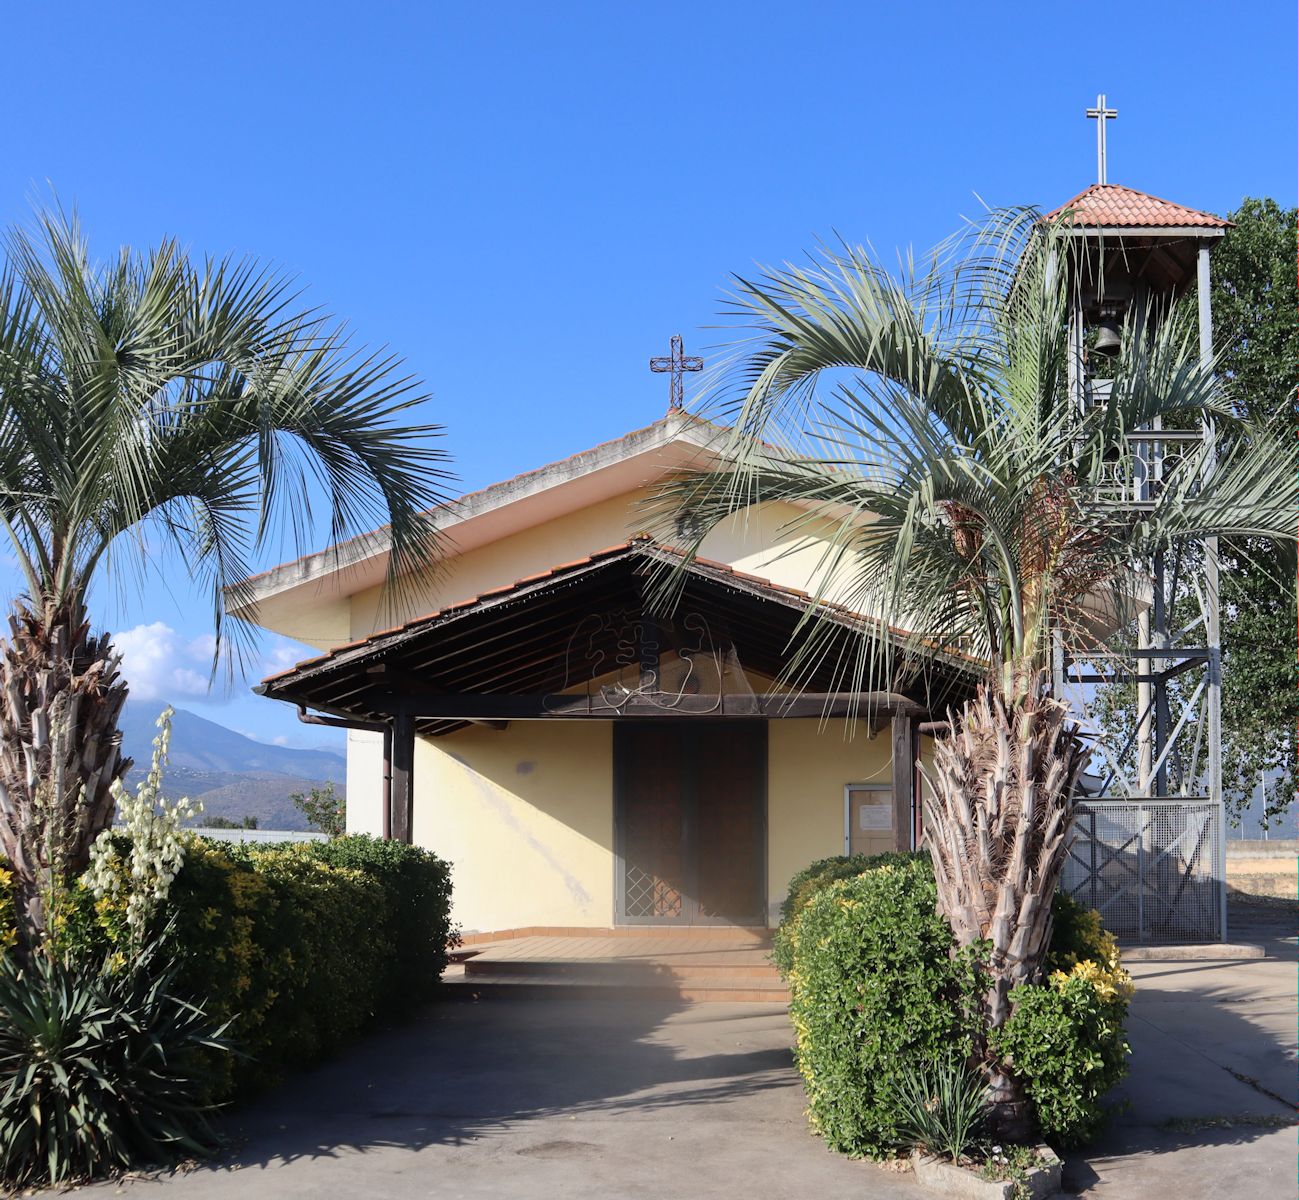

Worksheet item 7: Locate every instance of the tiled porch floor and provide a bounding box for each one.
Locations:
[450,930,787,1003]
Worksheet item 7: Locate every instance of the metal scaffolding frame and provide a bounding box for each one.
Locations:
[1055,232,1227,942]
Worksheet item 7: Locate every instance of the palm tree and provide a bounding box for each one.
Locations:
[657,209,1296,1135]
[0,211,452,951]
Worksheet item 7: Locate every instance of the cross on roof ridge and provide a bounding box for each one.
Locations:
[649,334,703,412]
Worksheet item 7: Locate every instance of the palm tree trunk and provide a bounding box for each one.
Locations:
[919,669,1084,1141]
[0,601,130,954]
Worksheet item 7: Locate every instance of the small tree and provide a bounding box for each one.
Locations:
[663,208,1297,1136]
[291,781,346,838]
[0,211,451,953]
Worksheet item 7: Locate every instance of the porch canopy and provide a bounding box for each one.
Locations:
[257,539,973,840]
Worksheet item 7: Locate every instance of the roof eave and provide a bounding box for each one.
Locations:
[227,411,727,620]
[1059,224,1228,238]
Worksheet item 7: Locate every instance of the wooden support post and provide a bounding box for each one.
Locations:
[911,719,924,850]
[381,726,393,840]
[390,713,415,844]
[890,714,914,853]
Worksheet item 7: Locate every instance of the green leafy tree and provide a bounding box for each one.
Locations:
[1092,199,1299,825]
[203,815,260,830]
[0,211,450,953]
[661,208,1296,1136]
[1211,199,1297,826]
[291,781,346,838]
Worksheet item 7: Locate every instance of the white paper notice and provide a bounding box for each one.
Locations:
[858,804,892,831]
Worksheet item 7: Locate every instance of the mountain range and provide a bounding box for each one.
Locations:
[118,704,346,832]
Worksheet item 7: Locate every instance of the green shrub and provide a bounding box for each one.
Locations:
[0,944,227,1189]
[51,834,455,1099]
[786,859,985,1158]
[782,856,1132,1155]
[989,892,1132,1146]
[308,833,456,1004]
[173,840,390,1093]
[988,971,1130,1147]
[772,850,925,975]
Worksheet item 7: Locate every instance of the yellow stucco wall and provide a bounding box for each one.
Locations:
[345,729,386,837]
[373,714,912,933]
[766,720,898,924]
[411,722,614,933]
[348,493,649,639]
[345,491,863,641]
[697,501,865,607]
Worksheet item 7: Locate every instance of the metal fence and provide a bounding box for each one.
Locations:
[189,827,328,845]
[1062,799,1225,943]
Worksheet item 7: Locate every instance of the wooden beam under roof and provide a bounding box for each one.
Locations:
[372,690,927,721]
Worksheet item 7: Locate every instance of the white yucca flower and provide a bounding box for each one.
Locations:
[84,706,201,952]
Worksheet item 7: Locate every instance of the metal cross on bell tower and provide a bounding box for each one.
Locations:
[1086,93,1118,183]
[649,334,703,412]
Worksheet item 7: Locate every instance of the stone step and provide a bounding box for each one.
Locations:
[444,967,788,1005]
[458,925,773,947]
[463,957,782,983]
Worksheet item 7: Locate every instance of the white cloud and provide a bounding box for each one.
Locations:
[261,639,305,675]
[114,622,217,702]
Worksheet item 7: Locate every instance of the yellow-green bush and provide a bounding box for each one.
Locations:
[782,857,1131,1154]
[989,893,1132,1146]
[0,866,14,957]
[52,833,454,1098]
[786,860,986,1158]
[772,850,927,976]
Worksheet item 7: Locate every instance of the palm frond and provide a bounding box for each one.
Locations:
[655,207,1297,695]
[0,206,454,676]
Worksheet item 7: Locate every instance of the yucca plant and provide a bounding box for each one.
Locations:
[886,1057,988,1163]
[0,209,452,953]
[658,208,1297,1137]
[0,941,230,1188]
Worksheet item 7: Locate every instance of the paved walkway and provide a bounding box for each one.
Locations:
[93,994,918,1200]
[1063,904,1298,1198]
[86,906,1296,1199]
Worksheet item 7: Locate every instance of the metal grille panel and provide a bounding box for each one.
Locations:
[623,866,683,919]
[1063,799,1223,943]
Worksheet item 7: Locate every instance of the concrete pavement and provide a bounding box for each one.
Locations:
[82,904,1296,1199]
[1064,903,1298,1198]
[88,994,920,1200]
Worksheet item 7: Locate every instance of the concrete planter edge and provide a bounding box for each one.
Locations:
[910,1146,1062,1200]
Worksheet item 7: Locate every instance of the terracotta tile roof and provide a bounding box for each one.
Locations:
[1046,183,1231,230]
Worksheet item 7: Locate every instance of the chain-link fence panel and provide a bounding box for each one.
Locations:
[1063,799,1223,943]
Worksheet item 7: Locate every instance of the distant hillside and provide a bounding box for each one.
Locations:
[119,705,346,832]
[119,705,345,781]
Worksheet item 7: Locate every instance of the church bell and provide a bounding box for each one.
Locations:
[1092,312,1122,357]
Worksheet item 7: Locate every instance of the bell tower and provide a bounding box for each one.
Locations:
[1049,105,1235,942]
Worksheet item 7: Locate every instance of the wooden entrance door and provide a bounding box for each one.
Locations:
[614,723,766,925]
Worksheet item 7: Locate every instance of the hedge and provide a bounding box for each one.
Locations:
[772,849,926,975]
[4,834,455,1099]
[784,858,985,1158]
[779,854,1130,1154]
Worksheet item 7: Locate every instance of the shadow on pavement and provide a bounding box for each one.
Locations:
[206,970,796,1169]
[1063,954,1297,1197]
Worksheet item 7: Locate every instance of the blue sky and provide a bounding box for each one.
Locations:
[0,2,1292,748]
